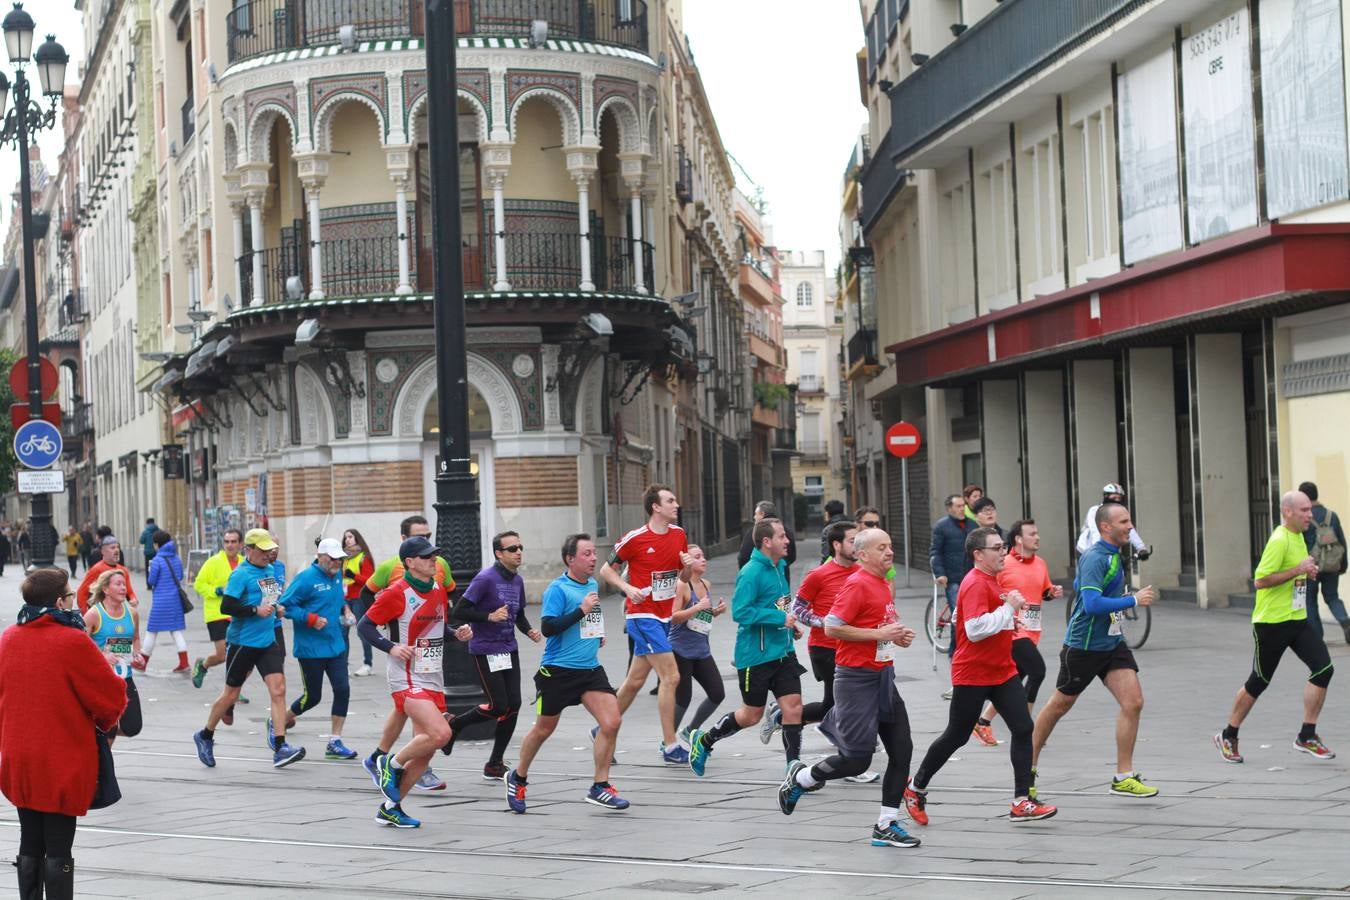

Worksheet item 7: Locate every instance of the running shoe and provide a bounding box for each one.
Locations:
[415,768,447,791]
[272,741,306,769]
[1213,732,1243,764]
[353,664,373,677]
[844,771,880,784]
[661,744,689,765]
[265,717,275,750]
[190,658,207,689]
[1028,766,1038,800]
[326,738,358,760]
[759,700,782,745]
[777,760,822,815]
[973,723,998,746]
[940,688,953,701]
[221,705,235,727]
[364,753,382,788]
[688,729,712,777]
[1109,773,1159,798]
[483,761,509,780]
[504,768,527,814]
[374,804,421,828]
[678,725,693,746]
[375,753,401,804]
[902,780,929,826]
[193,730,216,768]
[585,782,630,810]
[870,821,921,848]
[1010,797,1058,822]
[1294,736,1336,759]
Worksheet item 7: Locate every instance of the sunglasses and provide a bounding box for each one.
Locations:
[860,520,881,528]
[499,544,524,553]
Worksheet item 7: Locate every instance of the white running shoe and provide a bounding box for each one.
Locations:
[354,664,373,677]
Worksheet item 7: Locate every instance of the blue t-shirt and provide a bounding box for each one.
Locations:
[1064,541,1133,651]
[224,560,283,649]
[541,572,601,670]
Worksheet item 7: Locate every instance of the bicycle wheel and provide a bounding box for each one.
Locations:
[924,597,952,655]
[1123,604,1152,650]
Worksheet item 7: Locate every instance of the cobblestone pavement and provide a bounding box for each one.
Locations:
[8,552,1350,898]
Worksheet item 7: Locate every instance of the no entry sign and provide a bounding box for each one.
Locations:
[884,421,921,458]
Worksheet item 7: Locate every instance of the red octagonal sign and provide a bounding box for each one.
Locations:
[885,421,921,459]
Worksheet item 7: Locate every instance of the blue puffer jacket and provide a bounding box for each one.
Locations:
[928,514,977,582]
[280,561,347,658]
[146,540,186,632]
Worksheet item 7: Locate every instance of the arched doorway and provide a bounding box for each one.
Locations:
[420,384,496,565]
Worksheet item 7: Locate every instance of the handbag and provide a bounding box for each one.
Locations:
[89,728,121,809]
[166,556,193,613]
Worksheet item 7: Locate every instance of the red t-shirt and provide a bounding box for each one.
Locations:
[952,568,1017,686]
[612,523,688,622]
[796,560,855,650]
[998,551,1053,644]
[827,567,898,670]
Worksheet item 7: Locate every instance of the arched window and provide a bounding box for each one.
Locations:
[796,282,813,307]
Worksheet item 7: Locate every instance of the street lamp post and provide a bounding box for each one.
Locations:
[0,3,69,569]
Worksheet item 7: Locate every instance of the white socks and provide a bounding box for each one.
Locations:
[877,806,900,828]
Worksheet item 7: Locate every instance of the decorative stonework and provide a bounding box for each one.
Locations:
[375,357,400,383]
[310,74,389,146]
[1283,353,1350,398]
[482,346,542,430]
[511,353,535,379]
[507,70,580,108]
[244,84,299,160]
[404,68,489,139]
[394,352,524,437]
[366,349,434,435]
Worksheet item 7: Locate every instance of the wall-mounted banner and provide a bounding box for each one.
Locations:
[1117,48,1185,264]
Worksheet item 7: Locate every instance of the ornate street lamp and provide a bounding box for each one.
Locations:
[0,3,69,568]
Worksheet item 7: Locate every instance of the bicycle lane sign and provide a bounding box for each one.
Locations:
[14,419,62,469]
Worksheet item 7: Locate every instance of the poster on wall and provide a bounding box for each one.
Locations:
[1117,49,1185,264]
[1182,9,1258,242]
[1260,0,1349,219]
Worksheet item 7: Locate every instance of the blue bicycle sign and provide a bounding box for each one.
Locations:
[14,419,62,469]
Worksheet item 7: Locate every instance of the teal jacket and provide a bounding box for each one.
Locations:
[731,548,794,669]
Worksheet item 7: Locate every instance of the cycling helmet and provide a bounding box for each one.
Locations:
[1101,482,1125,498]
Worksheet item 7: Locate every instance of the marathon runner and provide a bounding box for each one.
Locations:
[775,527,920,847]
[1032,502,1157,798]
[1216,489,1335,763]
[506,533,629,813]
[357,536,473,828]
[84,569,143,744]
[669,545,728,744]
[276,538,359,761]
[972,519,1061,746]
[192,529,306,769]
[598,484,693,764]
[359,515,455,792]
[688,517,804,776]
[190,529,243,693]
[76,536,137,614]
[908,526,1058,823]
[442,530,542,779]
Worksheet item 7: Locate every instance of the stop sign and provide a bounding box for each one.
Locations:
[885,421,921,458]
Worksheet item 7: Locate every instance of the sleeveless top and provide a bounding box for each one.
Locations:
[667,579,714,660]
[91,601,135,679]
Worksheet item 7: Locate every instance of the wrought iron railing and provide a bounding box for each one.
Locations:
[487,231,582,291]
[847,327,878,370]
[592,235,653,293]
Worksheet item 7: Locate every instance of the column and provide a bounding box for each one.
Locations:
[618,151,649,294]
[629,192,645,293]
[305,183,324,300]
[230,200,245,306]
[1021,369,1071,577]
[979,379,1023,517]
[574,172,594,291]
[1068,359,1119,516]
[490,172,510,291]
[247,195,265,307]
[392,176,413,294]
[1126,347,1181,589]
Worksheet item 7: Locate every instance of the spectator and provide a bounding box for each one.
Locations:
[79,522,96,571]
[17,525,30,569]
[962,484,983,520]
[970,497,1006,543]
[0,526,11,577]
[737,500,798,585]
[929,493,978,664]
[62,526,82,577]
[1298,481,1350,644]
[818,499,848,561]
[139,518,159,583]
[140,530,190,674]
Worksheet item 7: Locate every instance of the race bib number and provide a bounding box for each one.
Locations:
[1108,612,1123,636]
[1022,605,1042,632]
[1293,577,1307,611]
[487,652,512,672]
[105,637,133,657]
[650,570,679,602]
[580,608,605,640]
[875,640,896,663]
[414,637,444,674]
[259,577,282,606]
[688,610,713,635]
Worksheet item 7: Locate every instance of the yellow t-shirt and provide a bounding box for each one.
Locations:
[1253,525,1310,625]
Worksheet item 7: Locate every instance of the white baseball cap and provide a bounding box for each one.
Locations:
[316,537,348,559]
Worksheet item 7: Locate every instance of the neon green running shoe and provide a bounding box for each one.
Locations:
[1109,773,1158,798]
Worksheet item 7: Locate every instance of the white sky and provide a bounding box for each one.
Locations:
[1,2,870,272]
[682,0,867,271]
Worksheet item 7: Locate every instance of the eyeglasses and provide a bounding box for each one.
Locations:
[978,544,1007,553]
[860,520,881,528]
[62,591,76,600]
[499,544,524,553]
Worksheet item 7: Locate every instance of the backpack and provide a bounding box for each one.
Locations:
[1312,508,1346,572]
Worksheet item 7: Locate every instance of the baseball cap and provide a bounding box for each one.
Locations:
[316,537,347,559]
[100,535,119,547]
[398,536,437,561]
[244,528,278,551]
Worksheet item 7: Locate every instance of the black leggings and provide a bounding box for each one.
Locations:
[1012,638,1047,704]
[674,654,725,732]
[916,677,1033,796]
[451,652,522,765]
[117,677,143,738]
[803,645,836,724]
[17,808,76,858]
[809,696,913,808]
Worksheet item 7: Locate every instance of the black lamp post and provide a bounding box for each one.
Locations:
[0,3,68,569]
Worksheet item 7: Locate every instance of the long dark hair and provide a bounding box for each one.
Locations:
[343,528,373,561]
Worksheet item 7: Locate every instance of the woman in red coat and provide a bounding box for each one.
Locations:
[0,567,127,899]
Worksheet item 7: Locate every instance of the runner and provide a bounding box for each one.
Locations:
[972,519,1061,746]
[75,536,137,613]
[84,569,144,744]
[688,517,804,777]
[442,531,542,779]
[277,538,359,760]
[341,529,376,672]
[598,484,693,764]
[191,529,306,770]
[357,536,473,828]
[908,526,1058,823]
[358,515,455,793]
[190,529,243,692]
[506,533,629,813]
[775,527,920,847]
[1216,489,1335,764]
[669,545,728,743]
[1032,502,1157,798]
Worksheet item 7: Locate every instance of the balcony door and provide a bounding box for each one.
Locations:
[415,143,483,291]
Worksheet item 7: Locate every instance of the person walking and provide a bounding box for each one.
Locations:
[138,530,190,674]
[191,529,244,692]
[84,569,144,745]
[17,525,30,570]
[0,525,12,577]
[62,526,82,576]
[79,523,95,572]
[341,528,376,671]
[139,518,159,584]
[0,567,127,899]
[930,493,977,679]
[1297,481,1350,644]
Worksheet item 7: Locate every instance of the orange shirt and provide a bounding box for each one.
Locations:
[997,551,1053,644]
[76,561,138,614]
